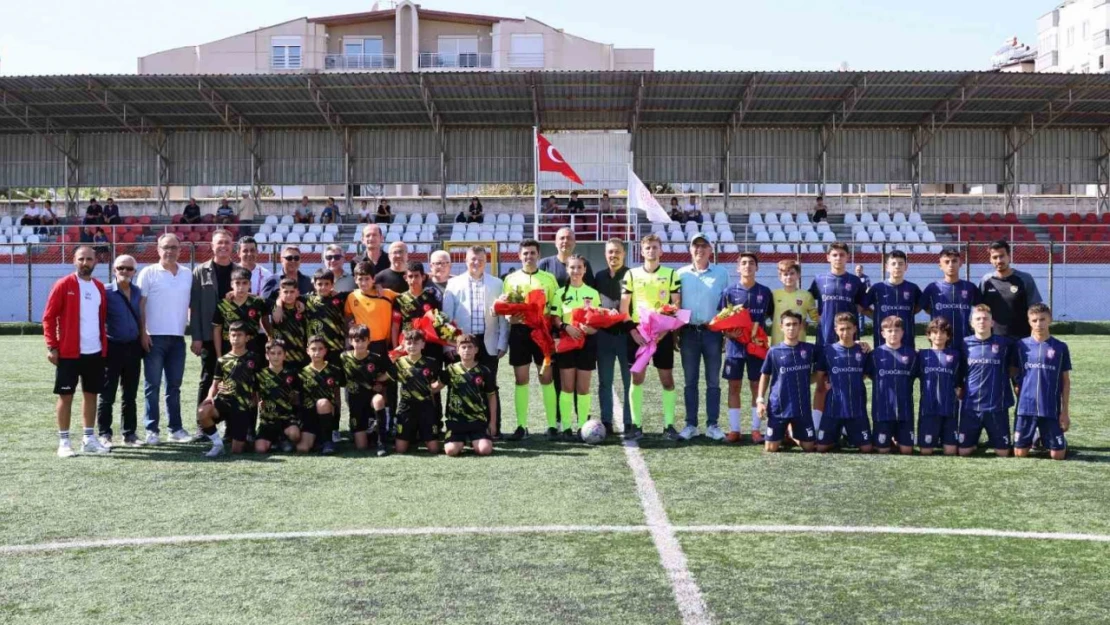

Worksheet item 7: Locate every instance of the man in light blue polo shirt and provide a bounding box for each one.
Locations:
[676,232,730,441]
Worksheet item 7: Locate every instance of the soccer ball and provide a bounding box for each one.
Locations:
[580,419,607,445]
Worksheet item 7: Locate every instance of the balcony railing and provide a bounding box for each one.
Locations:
[418,52,493,69]
[325,54,396,70]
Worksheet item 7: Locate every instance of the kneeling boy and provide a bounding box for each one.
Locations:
[960,305,1016,457]
[254,339,303,453]
[814,313,872,453]
[390,329,444,454]
[865,316,917,455]
[757,311,817,453]
[197,322,260,457]
[298,335,345,454]
[341,324,391,456]
[914,317,962,456]
[443,334,498,457]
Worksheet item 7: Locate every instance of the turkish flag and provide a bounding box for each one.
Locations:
[537,133,583,186]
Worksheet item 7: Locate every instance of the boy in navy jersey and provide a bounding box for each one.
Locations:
[1013,304,1071,460]
[914,317,963,456]
[757,311,817,453]
[718,252,774,443]
[807,242,864,433]
[813,313,872,453]
[864,250,921,347]
[960,304,1016,457]
[865,316,916,455]
[919,248,980,346]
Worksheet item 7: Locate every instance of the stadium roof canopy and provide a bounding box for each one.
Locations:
[2,70,1110,133]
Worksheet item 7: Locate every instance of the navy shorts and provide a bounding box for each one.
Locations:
[873,421,914,449]
[722,354,764,383]
[917,414,959,449]
[817,416,871,447]
[1014,415,1067,451]
[765,413,815,443]
[959,410,1011,450]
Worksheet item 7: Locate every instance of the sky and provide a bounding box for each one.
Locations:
[1,0,1052,75]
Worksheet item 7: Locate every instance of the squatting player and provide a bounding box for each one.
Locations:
[813,313,872,453]
[960,305,1016,457]
[865,316,917,455]
[196,321,260,457]
[914,317,963,456]
[443,334,498,457]
[756,311,817,453]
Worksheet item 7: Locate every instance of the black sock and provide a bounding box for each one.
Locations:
[202,425,218,436]
[374,408,388,445]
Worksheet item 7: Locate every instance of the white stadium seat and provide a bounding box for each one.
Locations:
[510,214,524,225]
[426,213,440,225]
[280,215,294,225]
[291,224,307,235]
[722,244,740,254]
[844,213,858,225]
[714,212,729,225]
[764,212,779,225]
[755,231,771,243]
[776,244,793,254]
[892,212,907,225]
[796,212,810,224]
[409,213,423,226]
[747,212,764,225]
[822,231,837,243]
[909,212,923,225]
[771,231,787,243]
[779,212,794,224]
[854,230,870,243]
[871,231,887,243]
[759,244,775,254]
[307,224,323,235]
[720,230,736,242]
[394,213,408,226]
[497,213,511,225]
[860,212,874,225]
[876,212,891,225]
[264,215,279,225]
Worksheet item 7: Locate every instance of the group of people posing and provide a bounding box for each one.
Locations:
[41,220,1069,460]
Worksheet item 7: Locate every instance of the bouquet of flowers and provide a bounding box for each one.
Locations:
[555,307,630,353]
[708,304,770,359]
[388,346,408,361]
[412,308,462,346]
[631,305,690,374]
[493,288,555,372]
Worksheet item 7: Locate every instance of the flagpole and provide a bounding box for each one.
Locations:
[626,163,634,243]
[533,126,540,241]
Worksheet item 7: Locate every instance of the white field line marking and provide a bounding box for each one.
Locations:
[0,525,649,555]
[676,524,1110,543]
[616,389,714,625]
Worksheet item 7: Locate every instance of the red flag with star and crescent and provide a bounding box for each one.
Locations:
[537,133,583,185]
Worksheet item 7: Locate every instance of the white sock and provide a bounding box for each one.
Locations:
[728,409,741,433]
[751,407,761,432]
[208,432,224,446]
[812,409,823,432]
[58,430,70,443]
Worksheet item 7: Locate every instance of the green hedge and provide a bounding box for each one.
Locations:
[0,322,43,336]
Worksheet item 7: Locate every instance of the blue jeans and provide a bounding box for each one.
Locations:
[143,335,186,433]
[680,326,723,428]
[596,331,632,429]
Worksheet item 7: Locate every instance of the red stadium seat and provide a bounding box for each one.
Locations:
[1084,213,1099,224]
[1052,213,1067,224]
[957,213,971,224]
[171,214,183,224]
[941,213,955,224]
[201,214,215,224]
[989,213,1002,224]
[1004,213,1019,224]
[1036,213,1050,225]
[139,216,152,225]
[973,212,987,224]
[1067,213,1082,225]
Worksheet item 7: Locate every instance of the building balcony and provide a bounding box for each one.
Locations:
[418,52,493,69]
[507,53,545,68]
[324,54,396,70]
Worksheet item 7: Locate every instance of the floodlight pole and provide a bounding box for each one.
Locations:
[533,125,540,241]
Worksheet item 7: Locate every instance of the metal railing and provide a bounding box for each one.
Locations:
[324,54,396,70]
[534,212,634,242]
[418,52,493,69]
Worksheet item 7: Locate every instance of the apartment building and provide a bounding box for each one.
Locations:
[137,1,654,74]
[1036,0,1110,73]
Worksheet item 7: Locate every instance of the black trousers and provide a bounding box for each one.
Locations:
[197,340,217,408]
[97,340,142,437]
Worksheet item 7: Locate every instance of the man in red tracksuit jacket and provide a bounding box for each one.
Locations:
[43,245,110,458]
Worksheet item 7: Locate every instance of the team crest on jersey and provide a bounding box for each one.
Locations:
[800,349,808,358]
[960,290,967,297]
[422,368,432,377]
[903,291,911,300]
[845,283,853,291]
[326,377,336,387]
[248,309,258,318]
[247,360,256,369]
[1010,285,1019,294]
[795,299,803,306]
[474,376,484,386]
[1047,348,1056,359]
[855,352,862,362]
[991,344,1000,353]
[901,355,909,364]
[756,294,763,303]
[945,354,954,363]
[367,363,376,372]
[332,298,341,306]
[285,376,295,385]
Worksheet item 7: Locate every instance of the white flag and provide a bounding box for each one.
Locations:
[628,168,672,224]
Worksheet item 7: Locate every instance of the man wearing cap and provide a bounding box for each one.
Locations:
[675,232,730,441]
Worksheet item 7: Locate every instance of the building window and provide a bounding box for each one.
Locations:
[271,36,302,69]
[509,34,544,68]
[1100,55,1104,70]
[437,36,479,67]
[342,37,388,68]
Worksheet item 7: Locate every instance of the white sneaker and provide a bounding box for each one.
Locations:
[204,444,224,458]
[57,441,75,458]
[98,435,113,449]
[705,425,726,441]
[169,429,192,443]
[82,437,111,454]
[678,425,699,440]
[331,430,342,444]
[143,431,161,446]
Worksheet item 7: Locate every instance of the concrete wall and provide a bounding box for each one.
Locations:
[493,18,620,70]
[138,19,326,74]
[326,22,397,55]
[137,46,197,74]
[398,3,416,72]
[613,48,654,71]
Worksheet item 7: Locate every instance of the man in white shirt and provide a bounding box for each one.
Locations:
[443,246,509,436]
[236,236,271,295]
[21,199,42,226]
[135,233,193,445]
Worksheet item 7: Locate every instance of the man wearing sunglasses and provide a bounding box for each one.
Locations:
[260,245,315,304]
[324,244,355,292]
[97,255,144,447]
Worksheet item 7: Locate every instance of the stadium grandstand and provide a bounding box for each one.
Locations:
[3,70,1110,320]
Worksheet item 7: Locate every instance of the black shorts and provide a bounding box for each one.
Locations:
[626,331,675,371]
[396,400,442,443]
[508,324,546,368]
[445,420,490,444]
[54,353,105,395]
[347,392,381,433]
[555,333,598,371]
[212,397,252,442]
[257,417,297,443]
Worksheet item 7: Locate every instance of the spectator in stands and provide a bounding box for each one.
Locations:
[359,200,374,224]
[566,191,586,214]
[21,199,41,226]
[375,199,393,224]
[374,241,409,292]
[429,250,452,296]
[238,191,257,222]
[103,198,121,225]
[320,197,340,224]
[544,195,561,213]
[979,239,1043,339]
[669,197,686,223]
[599,192,614,214]
[43,245,109,458]
[84,198,104,225]
[685,196,704,224]
[260,244,314,303]
[182,198,202,225]
[97,254,143,447]
[190,229,239,408]
[236,236,270,295]
[215,198,235,224]
[40,200,59,227]
[80,226,95,244]
[467,197,485,223]
[92,228,111,262]
[354,224,391,276]
[324,244,355,292]
[136,233,193,445]
[294,196,314,225]
[812,196,828,223]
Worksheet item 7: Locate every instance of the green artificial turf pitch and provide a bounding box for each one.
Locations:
[2,335,1108,624]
